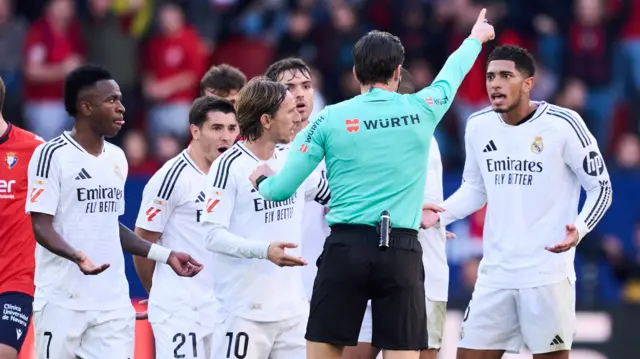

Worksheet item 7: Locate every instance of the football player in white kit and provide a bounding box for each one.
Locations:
[202,78,330,359]
[423,45,613,359]
[348,69,450,359]
[25,65,202,359]
[264,58,330,302]
[133,96,239,358]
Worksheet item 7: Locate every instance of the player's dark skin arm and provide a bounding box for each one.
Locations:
[119,222,155,257]
[31,212,82,262]
[132,227,162,293]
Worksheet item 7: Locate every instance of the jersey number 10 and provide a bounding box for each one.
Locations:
[225,332,249,359]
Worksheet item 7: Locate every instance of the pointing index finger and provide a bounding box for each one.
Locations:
[476,8,487,23]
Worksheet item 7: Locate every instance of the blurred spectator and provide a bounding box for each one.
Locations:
[142,2,206,149]
[276,9,315,61]
[82,0,142,143]
[0,0,28,124]
[602,222,640,303]
[314,3,364,102]
[555,78,588,114]
[154,134,182,163]
[613,133,640,170]
[122,129,161,176]
[565,0,630,152]
[199,64,247,104]
[23,0,84,140]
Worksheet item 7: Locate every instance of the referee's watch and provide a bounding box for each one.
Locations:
[255,175,268,190]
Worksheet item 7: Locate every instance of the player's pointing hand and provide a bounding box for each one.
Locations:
[268,242,308,267]
[74,251,110,275]
[545,224,579,253]
[469,8,495,44]
[167,251,204,277]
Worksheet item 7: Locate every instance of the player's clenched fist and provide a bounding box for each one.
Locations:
[469,8,495,44]
[167,251,203,277]
[267,242,308,267]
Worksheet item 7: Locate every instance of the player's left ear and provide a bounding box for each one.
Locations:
[522,76,535,94]
[189,123,200,141]
[79,100,92,117]
[260,113,272,130]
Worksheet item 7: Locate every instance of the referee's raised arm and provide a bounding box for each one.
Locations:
[251,9,495,359]
[411,8,495,122]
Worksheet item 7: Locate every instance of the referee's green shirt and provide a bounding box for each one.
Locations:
[259,38,482,230]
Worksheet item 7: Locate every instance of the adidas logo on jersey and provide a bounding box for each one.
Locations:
[549,335,564,346]
[195,191,205,203]
[482,140,498,153]
[75,168,92,180]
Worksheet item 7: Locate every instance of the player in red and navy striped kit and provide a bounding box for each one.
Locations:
[0,78,44,359]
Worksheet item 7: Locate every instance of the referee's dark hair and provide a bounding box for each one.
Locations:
[200,64,247,97]
[236,77,288,142]
[189,96,236,128]
[64,65,113,117]
[352,30,405,86]
[398,68,415,95]
[264,58,312,82]
[487,45,536,78]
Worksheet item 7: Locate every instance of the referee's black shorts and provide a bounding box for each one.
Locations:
[305,224,427,351]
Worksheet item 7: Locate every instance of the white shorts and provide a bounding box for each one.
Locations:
[33,302,135,359]
[151,315,215,359]
[358,299,446,349]
[211,313,307,359]
[459,279,576,354]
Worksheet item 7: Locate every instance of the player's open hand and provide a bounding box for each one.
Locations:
[167,251,203,277]
[545,224,579,253]
[446,231,456,239]
[421,203,444,229]
[267,242,307,267]
[250,164,276,190]
[136,299,148,320]
[469,8,495,44]
[74,251,110,275]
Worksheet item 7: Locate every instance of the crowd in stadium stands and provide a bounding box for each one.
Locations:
[2,0,640,307]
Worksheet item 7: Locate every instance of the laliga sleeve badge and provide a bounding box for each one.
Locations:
[531,136,544,154]
[5,152,18,169]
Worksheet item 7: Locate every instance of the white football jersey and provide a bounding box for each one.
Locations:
[277,143,331,300]
[202,142,330,322]
[135,149,218,326]
[25,132,130,311]
[441,102,612,289]
[420,137,448,302]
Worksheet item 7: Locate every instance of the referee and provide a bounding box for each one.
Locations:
[250,9,495,359]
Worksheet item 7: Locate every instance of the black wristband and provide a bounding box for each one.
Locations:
[255,175,268,189]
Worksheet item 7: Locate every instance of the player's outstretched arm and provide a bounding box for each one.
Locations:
[26,143,109,275]
[119,223,203,277]
[132,228,161,293]
[31,213,110,275]
[546,110,613,252]
[411,9,495,122]
[438,126,487,227]
[254,110,327,201]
